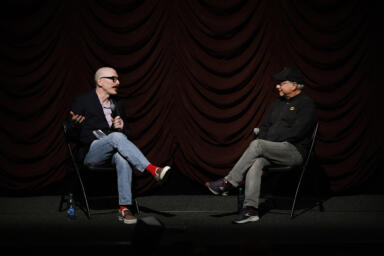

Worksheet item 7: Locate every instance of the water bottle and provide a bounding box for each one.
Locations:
[67,193,75,220]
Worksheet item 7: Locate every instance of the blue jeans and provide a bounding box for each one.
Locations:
[83,132,150,205]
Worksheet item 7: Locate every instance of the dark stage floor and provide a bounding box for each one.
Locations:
[1,194,383,255]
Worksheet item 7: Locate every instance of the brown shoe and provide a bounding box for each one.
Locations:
[154,166,171,182]
[118,208,137,224]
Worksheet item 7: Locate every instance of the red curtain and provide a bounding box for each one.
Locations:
[0,0,383,194]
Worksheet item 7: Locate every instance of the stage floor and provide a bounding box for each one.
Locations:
[1,194,383,255]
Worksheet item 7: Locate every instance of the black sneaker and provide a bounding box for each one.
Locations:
[205,178,234,196]
[232,206,259,224]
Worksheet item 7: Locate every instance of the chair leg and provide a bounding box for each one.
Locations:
[318,200,324,212]
[78,173,91,219]
[290,167,307,219]
[237,186,244,212]
[72,163,91,219]
[134,198,140,215]
[58,194,67,212]
[289,204,296,218]
[290,189,299,218]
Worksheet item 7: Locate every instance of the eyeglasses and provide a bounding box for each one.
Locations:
[101,76,119,82]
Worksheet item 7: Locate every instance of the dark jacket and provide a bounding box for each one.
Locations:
[258,92,317,159]
[66,90,130,153]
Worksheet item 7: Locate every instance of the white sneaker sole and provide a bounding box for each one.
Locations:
[118,216,137,224]
[233,215,260,224]
[207,185,220,195]
[159,166,171,180]
[123,218,137,224]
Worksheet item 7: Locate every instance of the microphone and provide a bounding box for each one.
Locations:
[110,98,120,130]
[110,98,118,118]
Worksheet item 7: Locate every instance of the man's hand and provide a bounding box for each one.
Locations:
[70,111,85,125]
[112,116,124,130]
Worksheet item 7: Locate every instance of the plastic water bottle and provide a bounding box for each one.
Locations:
[67,193,75,220]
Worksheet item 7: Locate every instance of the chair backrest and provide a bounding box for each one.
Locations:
[63,120,78,143]
[63,121,79,166]
[63,121,70,139]
[301,121,319,168]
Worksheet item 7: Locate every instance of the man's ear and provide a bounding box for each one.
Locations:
[96,78,103,87]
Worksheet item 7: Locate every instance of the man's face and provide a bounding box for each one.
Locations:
[276,80,296,98]
[98,69,120,95]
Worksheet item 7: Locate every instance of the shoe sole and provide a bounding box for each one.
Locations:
[206,183,229,196]
[118,216,137,224]
[232,216,260,224]
[206,183,220,195]
[159,166,171,180]
[123,218,137,224]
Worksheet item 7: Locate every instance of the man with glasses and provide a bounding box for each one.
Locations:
[68,67,171,224]
[205,67,317,224]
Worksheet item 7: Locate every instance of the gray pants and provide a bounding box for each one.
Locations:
[225,139,303,209]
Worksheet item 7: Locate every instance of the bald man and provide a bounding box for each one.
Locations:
[67,67,171,224]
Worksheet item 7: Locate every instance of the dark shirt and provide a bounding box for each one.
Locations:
[258,92,317,159]
[67,90,130,151]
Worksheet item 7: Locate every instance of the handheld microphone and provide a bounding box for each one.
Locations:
[110,98,120,130]
[110,98,118,118]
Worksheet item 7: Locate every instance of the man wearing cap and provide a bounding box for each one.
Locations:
[205,67,317,224]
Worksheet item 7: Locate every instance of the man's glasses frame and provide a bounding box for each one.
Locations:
[101,76,119,82]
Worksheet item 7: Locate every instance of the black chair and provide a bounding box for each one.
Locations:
[237,122,321,218]
[59,121,140,219]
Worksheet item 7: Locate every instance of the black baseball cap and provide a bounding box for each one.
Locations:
[272,67,304,84]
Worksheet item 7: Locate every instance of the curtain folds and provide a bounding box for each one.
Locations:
[0,0,382,194]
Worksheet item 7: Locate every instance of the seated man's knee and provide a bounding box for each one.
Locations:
[108,132,127,142]
[249,139,263,152]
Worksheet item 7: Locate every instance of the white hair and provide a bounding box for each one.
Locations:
[94,67,115,86]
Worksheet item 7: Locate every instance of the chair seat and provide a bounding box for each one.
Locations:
[85,164,115,172]
[265,165,295,172]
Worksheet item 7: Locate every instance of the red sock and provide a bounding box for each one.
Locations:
[146,164,158,176]
[120,205,128,211]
